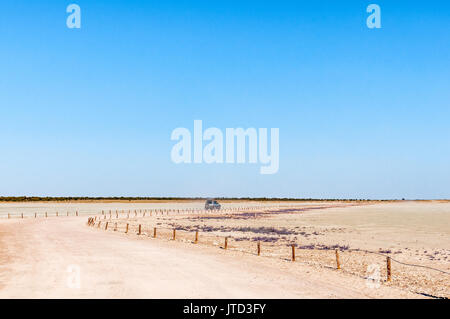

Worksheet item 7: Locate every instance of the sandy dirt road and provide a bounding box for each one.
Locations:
[0,217,420,298]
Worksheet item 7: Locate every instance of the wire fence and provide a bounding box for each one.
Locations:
[1,206,447,298]
[0,211,80,218]
[86,210,450,299]
[0,202,361,219]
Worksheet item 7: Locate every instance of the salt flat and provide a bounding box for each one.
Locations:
[0,200,448,298]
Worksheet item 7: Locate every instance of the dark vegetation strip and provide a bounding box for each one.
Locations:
[0,196,390,202]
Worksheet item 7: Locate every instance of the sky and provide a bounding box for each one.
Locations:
[0,0,449,199]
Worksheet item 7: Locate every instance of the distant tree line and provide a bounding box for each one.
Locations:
[0,196,389,202]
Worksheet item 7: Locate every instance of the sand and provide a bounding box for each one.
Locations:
[0,201,448,298]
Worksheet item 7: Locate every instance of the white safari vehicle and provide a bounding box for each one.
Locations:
[205,199,221,210]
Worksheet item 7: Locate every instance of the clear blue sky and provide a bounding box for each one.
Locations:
[0,1,449,199]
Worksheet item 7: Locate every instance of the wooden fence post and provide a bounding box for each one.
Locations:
[21,213,24,219]
[387,257,392,282]
[173,229,176,240]
[76,211,78,216]
[257,241,261,256]
[125,223,129,234]
[35,213,37,218]
[153,227,157,238]
[224,237,228,250]
[335,249,341,269]
[138,224,142,235]
[105,222,108,230]
[291,244,296,261]
[114,223,117,231]
[194,231,198,244]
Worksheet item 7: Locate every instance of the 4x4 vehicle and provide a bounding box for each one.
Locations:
[205,199,221,210]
